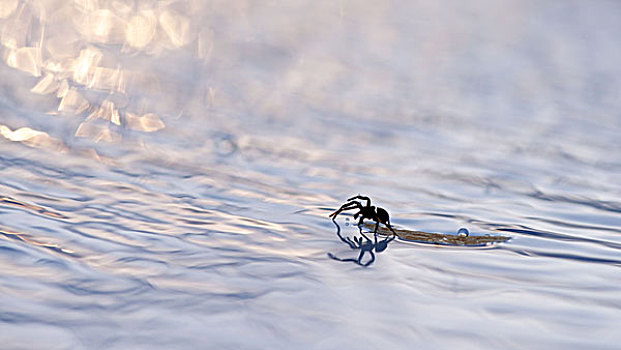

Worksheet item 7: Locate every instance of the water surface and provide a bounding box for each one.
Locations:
[1,0,620,349]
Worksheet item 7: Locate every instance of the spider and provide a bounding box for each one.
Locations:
[329,195,396,235]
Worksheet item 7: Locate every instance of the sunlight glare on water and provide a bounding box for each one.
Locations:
[1,0,620,349]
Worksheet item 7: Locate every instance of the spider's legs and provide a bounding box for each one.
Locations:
[330,201,357,215]
[373,220,379,234]
[358,216,365,227]
[329,201,362,219]
[386,221,397,236]
[356,223,373,240]
[359,230,371,242]
[347,195,371,207]
[376,207,397,236]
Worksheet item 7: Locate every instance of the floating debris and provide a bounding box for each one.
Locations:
[366,223,510,247]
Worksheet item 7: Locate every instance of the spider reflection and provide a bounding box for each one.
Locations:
[327,219,395,267]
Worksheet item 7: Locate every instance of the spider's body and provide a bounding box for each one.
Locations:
[329,195,396,235]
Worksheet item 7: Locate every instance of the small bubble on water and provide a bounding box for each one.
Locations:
[457,228,469,237]
[214,134,238,156]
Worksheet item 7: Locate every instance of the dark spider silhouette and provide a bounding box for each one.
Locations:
[329,195,396,235]
[328,218,395,267]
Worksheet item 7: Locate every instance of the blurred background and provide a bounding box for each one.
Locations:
[1,0,620,349]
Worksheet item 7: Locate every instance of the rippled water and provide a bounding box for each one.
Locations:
[1,0,621,349]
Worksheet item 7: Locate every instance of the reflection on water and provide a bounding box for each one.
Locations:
[1,0,621,349]
[0,123,66,151]
[1,0,194,142]
[328,219,395,267]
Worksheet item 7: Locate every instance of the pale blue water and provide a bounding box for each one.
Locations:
[1,1,620,349]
